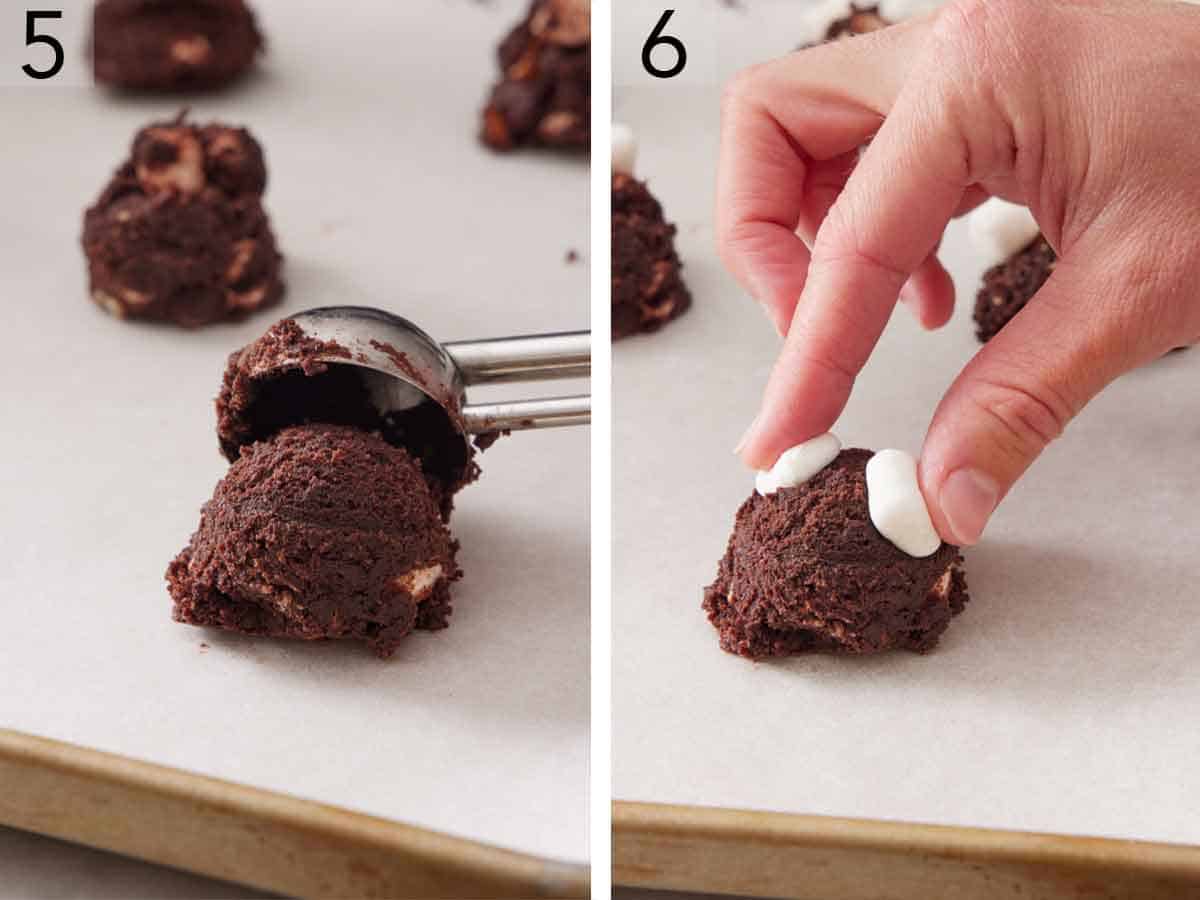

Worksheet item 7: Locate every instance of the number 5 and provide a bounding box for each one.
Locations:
[642,10,687,80]
[23,10,65,81]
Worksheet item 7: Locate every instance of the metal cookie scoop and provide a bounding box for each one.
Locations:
[234,306,590,490]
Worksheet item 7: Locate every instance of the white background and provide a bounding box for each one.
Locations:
[614,1,1200,849]
[0,0,589,866]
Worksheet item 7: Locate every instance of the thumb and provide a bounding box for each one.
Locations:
[919,248,1149,546]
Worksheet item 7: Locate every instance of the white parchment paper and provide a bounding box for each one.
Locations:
[613,2,1200,848]
[0,0,588,864]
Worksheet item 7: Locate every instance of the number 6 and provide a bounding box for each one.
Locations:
[642,10,687,80]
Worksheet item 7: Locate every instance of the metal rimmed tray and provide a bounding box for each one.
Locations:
[0,731,587,898]
[613,2,1200,893]
[0,0,589,890]
[613,802,1200,899]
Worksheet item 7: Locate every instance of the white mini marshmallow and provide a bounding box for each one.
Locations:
[878,0,947,20]
[755,433,842,495]
[967,198,1041,268]
[612,123,638,176]
[865,449,941,558]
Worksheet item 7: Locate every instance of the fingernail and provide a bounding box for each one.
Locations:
[734,414,761,456]
[757,293,789,338]
[938,468,1000,546]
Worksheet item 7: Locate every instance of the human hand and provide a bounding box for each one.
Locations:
[716,0,1200,546]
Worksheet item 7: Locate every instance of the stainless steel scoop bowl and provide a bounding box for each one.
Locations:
[252,307,589,483]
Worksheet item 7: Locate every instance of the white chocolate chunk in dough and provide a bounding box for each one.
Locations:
[394,564,444,601]
[170,35,212,65]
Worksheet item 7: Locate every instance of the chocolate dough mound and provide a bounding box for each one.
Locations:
[481,0,591,151]
[92,0,263,91]
[703,449,968,658]
[801,3,890,47]
[167,424,461,658]
[824,3,890,39]
[973,235,1192,349]
[973,235,1056,343]
[82,117,283,327]
[216,319,476,517]
[611,173,691,339]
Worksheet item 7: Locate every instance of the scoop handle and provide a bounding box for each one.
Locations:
[462,395,590,433]
[443,332,590,385]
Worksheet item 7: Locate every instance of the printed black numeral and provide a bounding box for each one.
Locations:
[22,10,65,80]
[642,10,687,79]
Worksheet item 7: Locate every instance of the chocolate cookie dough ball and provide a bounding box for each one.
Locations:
[481,0,591,151]
[167,424,461,658]
[611,172,691,339]
[801,3,890,47]
[82,118,283,327]
[824,3,889,39]
[973,236,1192,351]
[216,319,477,518]
[92,0,264,91]
[973,235,1056,343]
[704,449,968,658]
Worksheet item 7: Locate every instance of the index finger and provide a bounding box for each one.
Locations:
[737,41,972,470]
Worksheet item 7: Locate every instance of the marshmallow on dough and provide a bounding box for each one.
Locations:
[879,0,948,19]
[755,433,842,495]
[865,449,941,558]
[612,123,637,176]
[967,198,1041,268]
